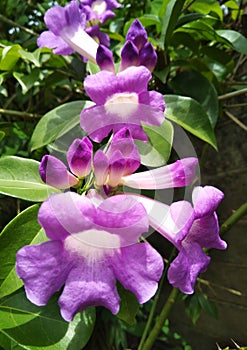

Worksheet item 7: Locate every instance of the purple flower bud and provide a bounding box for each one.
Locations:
[108,151,125,187]
[39,155,78,189]
[139,42,157,71]
[126,19,148,50]
[93,150,109,187]
[67,137,93,178]
[119,41,139,72]
[96,45,115,72]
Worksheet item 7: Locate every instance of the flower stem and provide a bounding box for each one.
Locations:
[0,108,41,119]
[220,201,247,235]
[140,287,179,350]
[0,14,38,36]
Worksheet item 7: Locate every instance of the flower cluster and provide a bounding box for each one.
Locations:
[16,1,227,323]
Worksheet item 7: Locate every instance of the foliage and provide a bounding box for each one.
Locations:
[0,0,247,349]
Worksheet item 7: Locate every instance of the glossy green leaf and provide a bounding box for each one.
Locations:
[117,284,139,326]
[136,120,174,167]
[216,29,247,55]
[189,0,223,20]
[165,95,217,149]
[18,49,41,67]
[30,101,94,151]
[13,69,40,94]
[0,290,95,349]
[158,0,186,48]
[0,45,21,71]
[0,156,60,201]
[0,205,47,299]
[169,70,219,127]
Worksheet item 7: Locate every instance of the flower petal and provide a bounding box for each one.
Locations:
[111,242,164,303]
[120,41,139,71]
[187,213,227,250]
[93,150,109,187]
[139,42,157,71]
[39,155,78,189]
[37,31,74,55]
[16,241,71,306]
[122,158,198,189]
[96,194,149,245]
[96,45,115,72]
[38,192,96,240]
[192,186,224,218]
[126,19,148,50]
[167,243,210,294]
[59,257,120,321]
[67,137,93,178]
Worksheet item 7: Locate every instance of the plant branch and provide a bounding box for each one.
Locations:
[224,109,247,132]
[220,202,247,236]
[140,288,179,350]
[218,88,247,100]
[0,14,38,37]
[0,108,41,119]
[182,0,196,13]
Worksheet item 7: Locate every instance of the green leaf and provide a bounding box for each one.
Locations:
[216,29,247,55]
[169,70,219,127]
[164,95,217,149]
[198,293,218,319]
[0,131,5,141]
[0,205,47,299]
[158,0,186,48]
[117,284,139,326]
[136,120,174,167]
[0,290,95,349]
[184,294,202,324]
[189,0,223,20]
[13,69,40,94]
[18,48,41,67]
[30,101,94,151]
[0,156,60,201]
[0,45,21,71]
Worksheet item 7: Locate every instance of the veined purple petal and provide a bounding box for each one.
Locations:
[167,243,210,294]
[67,137,93,178]
[139,42,157,71]
[95,194,149,246]
[96,45,115,72]
[126,19,148,50]
[121,158,198,189]
[192,186,224,218]
[38,192,96,240]
[39,155,78,189]
[138,90,165,112]
[111,242,163,303]
[119,41,139,72]
[93,150,109,187]
[16,241,71,306]
[187,213,227,250]
[59,257,120,321]
[37,31,74,55]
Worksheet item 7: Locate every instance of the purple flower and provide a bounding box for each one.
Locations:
[39,137,93,189]
[86,24,110,47]
[120,20,157,72]
[93,128,141,188]
[16,192,163,321]
[80,0,120,23]
[37,0,98,61]
[130,186,227,294]
[80,65,165,142]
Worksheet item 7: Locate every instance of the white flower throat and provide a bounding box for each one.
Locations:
[92,0,107,15]
[105,92,139,118]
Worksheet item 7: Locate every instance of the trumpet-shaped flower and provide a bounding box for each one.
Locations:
[39,137,93,189]
[37,0,98,61]
[80,65,165,142]
[16,192,163,322]
[80,0,120,23]
[129,186,227,294]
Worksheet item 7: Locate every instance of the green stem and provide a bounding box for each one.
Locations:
[0,14,38,37]
[0,108,41,119]
[220,201,247,235]
[138,248,176,350]
[140,288,179,350]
